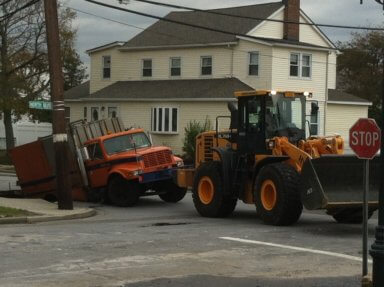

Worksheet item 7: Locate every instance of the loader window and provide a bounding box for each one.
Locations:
[265,95,306,142]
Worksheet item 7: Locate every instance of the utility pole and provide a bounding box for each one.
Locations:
[370,52,384,286]
[43,0,73,210]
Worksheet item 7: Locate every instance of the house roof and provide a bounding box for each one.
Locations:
[65,78,253,101]
[64,81,90,100]
[328,89,371,105]
[122,2,284,49]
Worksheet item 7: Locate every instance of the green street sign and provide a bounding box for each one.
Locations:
[29,101,52,110]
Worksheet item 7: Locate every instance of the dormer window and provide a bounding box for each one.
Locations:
[143,59,152,77]
[102,56,111,79]
[201,56,212,76]
[248,52,259,76]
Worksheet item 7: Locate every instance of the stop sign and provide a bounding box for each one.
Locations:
[349,118,381,159]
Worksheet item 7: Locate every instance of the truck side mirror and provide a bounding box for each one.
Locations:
[81,146,90,161]
[311,102,319,115]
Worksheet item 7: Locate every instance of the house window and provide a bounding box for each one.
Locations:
[290,53,312,78]
[309,112,319,135]
[248,52,259,76]
[302,54,312,78]
[142,59,152,77]
[83,107,87,121]
[290,53,299,77]
[201,56,212,75]
[108,107,117,118]
[102,56,111,79]
[91,107,99,121]
[170,57,181,77]
[65,107,70,123]
[151,107,178,133]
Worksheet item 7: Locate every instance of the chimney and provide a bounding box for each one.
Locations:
[283,0,300,41]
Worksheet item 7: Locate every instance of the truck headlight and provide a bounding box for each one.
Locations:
[132,170,142,176]
[176,161,184,167]
[268,140,275,149]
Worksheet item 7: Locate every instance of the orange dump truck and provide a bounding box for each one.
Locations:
[10,118,186,206]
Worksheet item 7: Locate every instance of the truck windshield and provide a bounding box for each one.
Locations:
[104,132,151,155]
[266,94,305,142]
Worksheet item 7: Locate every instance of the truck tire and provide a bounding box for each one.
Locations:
[158,180,188,203]
[329,208,375,224]
[108,176,140,207]
[192,161,237,218]
[255,163,302,226]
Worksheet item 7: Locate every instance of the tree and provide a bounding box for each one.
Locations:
[337,30,384,126]
[0,1,87,150]
[182,117,212,163]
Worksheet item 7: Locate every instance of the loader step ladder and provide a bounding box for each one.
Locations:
[232,155,247,198]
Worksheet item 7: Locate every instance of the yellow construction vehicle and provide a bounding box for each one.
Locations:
[176,90,379,225]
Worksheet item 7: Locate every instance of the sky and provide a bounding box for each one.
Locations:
[64,0,384,72]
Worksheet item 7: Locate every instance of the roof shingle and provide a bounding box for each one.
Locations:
[123,2,283,48]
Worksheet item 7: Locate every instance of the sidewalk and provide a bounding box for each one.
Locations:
[0,197,96,224]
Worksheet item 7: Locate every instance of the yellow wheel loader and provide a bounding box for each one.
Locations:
[176,90,379,226]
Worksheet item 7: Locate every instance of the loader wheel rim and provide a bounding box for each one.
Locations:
[198,176,214,204]
[261,179,277,211]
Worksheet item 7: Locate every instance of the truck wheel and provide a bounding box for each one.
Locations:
[108,176,140,207]
[158,180,187,203]
[329,208,375,224]
[192,161,237,217]
[255,163,302,226]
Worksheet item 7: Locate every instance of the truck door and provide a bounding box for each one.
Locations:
[237,96,267,154]
[85,143,108,188]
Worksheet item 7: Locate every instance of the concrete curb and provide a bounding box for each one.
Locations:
[0,209,96,224]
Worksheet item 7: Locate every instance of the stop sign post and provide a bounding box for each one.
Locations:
[349,118,381,280]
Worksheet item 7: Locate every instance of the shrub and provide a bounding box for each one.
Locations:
[182,117,212,164]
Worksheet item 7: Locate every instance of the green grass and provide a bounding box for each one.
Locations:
[0,206,35,218]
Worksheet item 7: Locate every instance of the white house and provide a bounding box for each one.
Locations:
[64,0,370,154]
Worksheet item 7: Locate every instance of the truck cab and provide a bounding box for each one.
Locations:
[83,128,186,206]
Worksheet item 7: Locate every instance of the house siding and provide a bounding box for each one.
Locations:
[90,46,233,94]
[326,104,369,152]
[249,8,284,39]
[299,15,330,47]
[232,40,273,90]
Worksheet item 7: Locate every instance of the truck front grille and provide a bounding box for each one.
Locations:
[142,150,172,168]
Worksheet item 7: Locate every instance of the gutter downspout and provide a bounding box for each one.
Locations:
[229,44,234,77]
[323,51,330,136]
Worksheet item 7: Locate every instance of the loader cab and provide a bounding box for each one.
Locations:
[235,90,307,154]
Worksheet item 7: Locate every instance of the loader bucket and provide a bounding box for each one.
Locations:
[299,155,380,210]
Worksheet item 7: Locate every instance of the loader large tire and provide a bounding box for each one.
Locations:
[108,176,140,207]
[158,180,187,203]
[329,208,375,224]
[255,163,302,226]
[192,161,237,218]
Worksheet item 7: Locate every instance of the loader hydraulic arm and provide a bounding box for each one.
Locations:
[270,135,344,173]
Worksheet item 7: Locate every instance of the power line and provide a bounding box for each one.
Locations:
[0,0,40,21]
[132,0,384,31]
[70,5,339,67]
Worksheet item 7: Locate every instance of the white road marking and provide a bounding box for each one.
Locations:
[220,236,372,264]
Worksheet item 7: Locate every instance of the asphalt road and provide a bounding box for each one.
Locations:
[0,192,377,287]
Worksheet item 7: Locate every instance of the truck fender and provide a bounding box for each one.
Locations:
[211,147,236,195]
[252,156,290,189]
